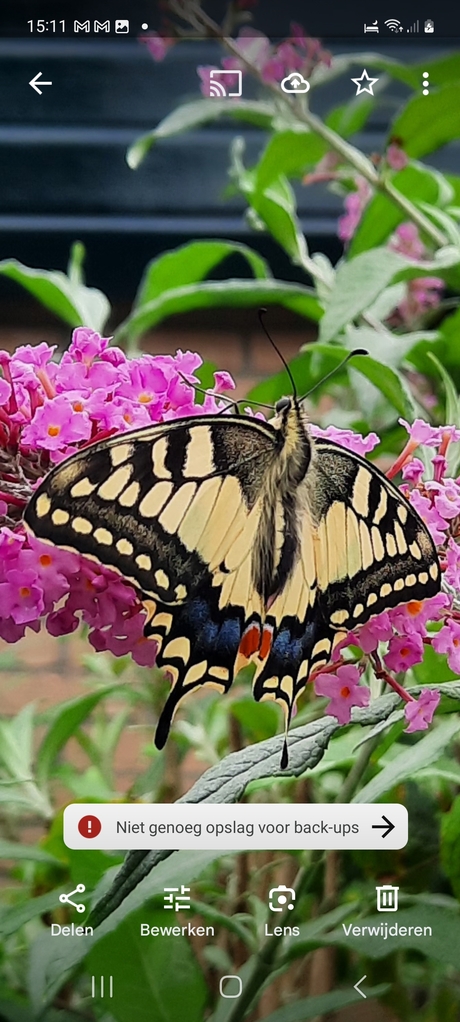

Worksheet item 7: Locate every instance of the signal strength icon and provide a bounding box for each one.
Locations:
[406,19,420,32]
[385,18,403,32]
[208,69,242,99]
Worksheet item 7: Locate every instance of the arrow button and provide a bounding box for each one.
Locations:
[372,815,395,839]
[29,72,53,95]
[354,975,367,999]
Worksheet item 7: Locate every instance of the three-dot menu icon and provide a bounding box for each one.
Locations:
[422,72,430,95]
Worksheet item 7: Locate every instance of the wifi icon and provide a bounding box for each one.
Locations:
[385,18,403,31]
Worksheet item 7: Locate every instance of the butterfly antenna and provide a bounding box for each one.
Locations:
[258,308,298,400]
[300,347,369,402]
[177,372,239,413]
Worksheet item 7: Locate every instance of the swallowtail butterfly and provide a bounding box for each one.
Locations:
[24,397,440,766]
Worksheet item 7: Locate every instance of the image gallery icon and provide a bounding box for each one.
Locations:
[376,884,399,912]
[269,885,296,912]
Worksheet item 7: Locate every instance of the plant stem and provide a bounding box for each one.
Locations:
[222,858,323,1022]
[335,733,381,803]
[182,2,447,249]
[222,732,378,1020]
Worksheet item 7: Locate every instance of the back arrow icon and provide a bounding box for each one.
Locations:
[354,975,367,999]
[29,72,53,95]
[372,815,395,839]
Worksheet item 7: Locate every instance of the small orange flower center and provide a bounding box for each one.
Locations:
[19,586,31,598]
[123,413,133,423]
[138,392,152,404]
[73,401,84,412]
[454,638,460,648]
[340,685,351,698]
[39,554,52,567]
[400,647,409,657]
[47,425,60,437]
[407,600,423,616]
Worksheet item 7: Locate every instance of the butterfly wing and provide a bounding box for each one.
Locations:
[252,436,441,723]
[24,414,279,744]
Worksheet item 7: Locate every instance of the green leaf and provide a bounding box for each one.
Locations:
[0,997,79,1022]
[441,795,460,899]
[319,249,407,342]
[427,352,460,427]
[0,839,63,865]
[135,240,270,309]
[326,94,375,137]
[230,699,279,743]
[0,890,66,939]
[350,164,451,256]
[345,349,415,417]
[390,83,460,159]
[127,99,276,168]
[116,280,322,344]
[327,903,460,968]
[252,176,309,265]
[36,686,122,788]
[86,907,207,1022]
[0,257,110,332]
[354,717,460,804]
[255,130,326,190]
[260,986,390,1022]
[319,246,459,343]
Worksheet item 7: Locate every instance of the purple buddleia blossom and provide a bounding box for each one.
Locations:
[0,329,456,740]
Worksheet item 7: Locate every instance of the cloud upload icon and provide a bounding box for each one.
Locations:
[281,72,310,94]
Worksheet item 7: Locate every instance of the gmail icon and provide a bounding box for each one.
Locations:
[94,20,110,32]
[74,20,90,32]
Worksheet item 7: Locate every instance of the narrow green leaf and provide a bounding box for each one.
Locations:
[319,246,459,343]
[36,686,122,788]
[350,163,451,256]
[0,839,63,865]
[255,130,326,190]
[354,717,460,804]
[0,259,110,332]
[319,249,409,342]
[135,240,270,309]
[327,904,460,968]
[390,83,460,159]
[0,890,66,939]
[441,796,460,899]
[427,352,460,427]
[116,280,322,344]
[259,986,390,1022]
[127,99,276,168]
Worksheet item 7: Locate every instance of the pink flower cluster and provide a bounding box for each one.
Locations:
[0,335,457,740]
[196,24,331,96]
[0,329,233,661]
[313,420,460,734]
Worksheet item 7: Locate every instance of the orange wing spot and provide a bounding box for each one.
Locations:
[239,624,262,659]
[259,625,273,661]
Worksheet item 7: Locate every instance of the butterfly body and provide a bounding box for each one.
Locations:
[24,399,440,760]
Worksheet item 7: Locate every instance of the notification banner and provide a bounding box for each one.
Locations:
[64,803,408,850]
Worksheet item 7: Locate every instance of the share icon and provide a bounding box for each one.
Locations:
[59,884,86,914]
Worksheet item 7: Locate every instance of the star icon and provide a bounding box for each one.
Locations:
[351,69,379,96]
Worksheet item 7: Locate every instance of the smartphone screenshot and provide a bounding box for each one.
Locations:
[1,2,460,1020]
